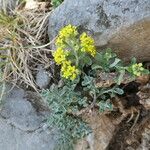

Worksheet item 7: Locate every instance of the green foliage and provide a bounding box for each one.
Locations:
[42,84,91,150]
[51,0,64,8]
[78,48,148,112]
[45,25,149,149]
[43,84,88,114]
[99,100,113,112]
[92,48,122,72]
[126,58,149,77]
[81,74,124,111]
[92,49,149,85]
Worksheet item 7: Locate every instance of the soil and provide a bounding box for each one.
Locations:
[107,77,150,150]
[108,111,150,150]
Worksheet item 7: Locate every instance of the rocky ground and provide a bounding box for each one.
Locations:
[0,81,149,150]
[0,0,150,150]
[0,84,58,150]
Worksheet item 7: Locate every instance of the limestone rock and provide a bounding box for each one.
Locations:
[48,0,150,62]
[0,117,57,150]
[36,65,51,89]
[75,111,121,150]
[0,84,58,150]
[1,85,42,131]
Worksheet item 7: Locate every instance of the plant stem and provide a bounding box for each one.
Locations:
[65,41,79,66]
[90,91,97,108]
[73,48,79,66]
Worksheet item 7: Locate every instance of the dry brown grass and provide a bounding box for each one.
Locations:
[0,4,54,93]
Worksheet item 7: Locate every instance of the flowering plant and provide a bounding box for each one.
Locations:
[44,24,149,149]
[52,24,149,113]
[127,61,148,77]
[53,24,96,80]
[52,24,150,115]
[53,24,149,82]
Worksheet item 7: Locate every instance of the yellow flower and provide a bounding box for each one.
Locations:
[56,37,65,48]
[53,48,68,65]
[59,24,78,39]
[131,63,144,76]
[61,61,79,80]
[61,60,71,72]
[56,24,78,48]
[80,32,96,57]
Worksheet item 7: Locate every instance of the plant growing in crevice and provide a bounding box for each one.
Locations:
[42,24,149,149]
[42,84,91,150]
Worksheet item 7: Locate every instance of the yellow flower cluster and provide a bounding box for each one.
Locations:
[61,60,79,81]
[53,24,97,80]
[56,24,78,48]
[59,24,78,39]
[80,32,96,57]
[131,63,144,76]
[53,25,80,80]
[53,48,79,80]
[53,48,68,65]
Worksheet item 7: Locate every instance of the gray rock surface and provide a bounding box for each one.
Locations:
[0,85,58,150]
[48,0,150,62]
[0,117,57,150]
[1,92,43,131]
[36,65,51,89]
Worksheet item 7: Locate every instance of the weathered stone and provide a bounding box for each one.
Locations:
[0,85,44,131]
[75,110,122,150]
[36,65,51,89]
[48,0,150,62]
[0,117,57,150]
[0,84,58,150]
